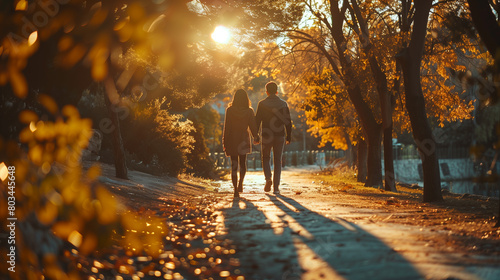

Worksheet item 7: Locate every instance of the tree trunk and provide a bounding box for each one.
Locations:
[365,127,382,187]
[383,123,396,191]
[345,132,353,168]
[329,2,382,187]
[399,0,442,202]
[352,141,358,170]
[466,0,500,225]
[366,50,396,191]
[466,0,500,60]
[351,0,396,191]
[497,187,500,227]
[357,139,367,183]
[103,85,128,179]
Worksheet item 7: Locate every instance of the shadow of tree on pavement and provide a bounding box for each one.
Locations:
[268,194,423,279]
[219,194,423,280]
[219,198,301,280]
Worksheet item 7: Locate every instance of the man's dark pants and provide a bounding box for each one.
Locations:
[261,135,286,191]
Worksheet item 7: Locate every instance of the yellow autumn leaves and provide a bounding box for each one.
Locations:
[2,0,172,98]
[0,95,169,278]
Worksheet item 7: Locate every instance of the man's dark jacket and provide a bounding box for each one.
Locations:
[255,94,292,142]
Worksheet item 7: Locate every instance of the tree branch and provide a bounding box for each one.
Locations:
[467,0,500,59]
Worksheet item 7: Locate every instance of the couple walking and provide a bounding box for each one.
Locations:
[222,82,292,198]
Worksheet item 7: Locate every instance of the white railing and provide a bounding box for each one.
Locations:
[210,150,345,170]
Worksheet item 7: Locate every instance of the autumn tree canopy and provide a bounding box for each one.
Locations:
[200,0,485,200]
[0,0,247,179]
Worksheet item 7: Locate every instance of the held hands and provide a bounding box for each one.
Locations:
[252,139,289,145]
[253,136,260,145]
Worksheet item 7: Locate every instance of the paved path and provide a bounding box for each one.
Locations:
[214,168,500,280]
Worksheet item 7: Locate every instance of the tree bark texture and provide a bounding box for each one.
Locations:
[400,0,442,202]
[345,133,354,168]
[383,124,396,191]
[366,46,396,191]
[350,0,396,191]
[466,0,500,59]
[103,85,128,180]
[466,0,500,223]
[357,139,367,183]
[329,0,383,187]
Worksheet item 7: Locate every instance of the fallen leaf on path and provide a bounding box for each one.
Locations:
[340,185,354,192]
[386,197,400,205]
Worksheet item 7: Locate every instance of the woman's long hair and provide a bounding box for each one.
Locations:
[230,89,251,108]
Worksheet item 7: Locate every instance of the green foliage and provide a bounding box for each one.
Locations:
[186,121,217,179]
[123,98,195,177]
[186,105,222,150]
[185,105,221,178]
[79,90,219,178]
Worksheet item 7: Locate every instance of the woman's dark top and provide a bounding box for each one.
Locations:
[222,106,259,156]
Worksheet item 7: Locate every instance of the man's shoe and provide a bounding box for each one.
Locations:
[273,190,280,195]
[264,180,272,192]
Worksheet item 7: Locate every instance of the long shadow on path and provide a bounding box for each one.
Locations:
[219,198,301,280]
[219,194,424,280]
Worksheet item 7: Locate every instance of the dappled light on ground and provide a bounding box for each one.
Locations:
[214,169,499,280]
[69,196,245,279]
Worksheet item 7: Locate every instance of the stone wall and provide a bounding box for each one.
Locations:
[388,158,499,197]
[391,158,477,183]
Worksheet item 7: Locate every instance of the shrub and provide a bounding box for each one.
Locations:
[122,98,195,177]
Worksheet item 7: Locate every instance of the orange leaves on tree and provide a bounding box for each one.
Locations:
[38,94,59,114]
[87,37,111,81]
[88,7,109,27]
[15,0,27,11]
[56,44,87,69]
[36,201,59,225]
[19,110,39,124]
[9,70,28,98]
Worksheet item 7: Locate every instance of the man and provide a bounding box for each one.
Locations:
[255,81,292,194]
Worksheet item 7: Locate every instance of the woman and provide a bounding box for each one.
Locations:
[223,89,259,198]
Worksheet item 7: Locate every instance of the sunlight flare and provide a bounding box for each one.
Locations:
[29,121,37,132]
[68,230,83,247]
[28,31,38,46]
[211,26,230,44]
[0,162,8,181]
